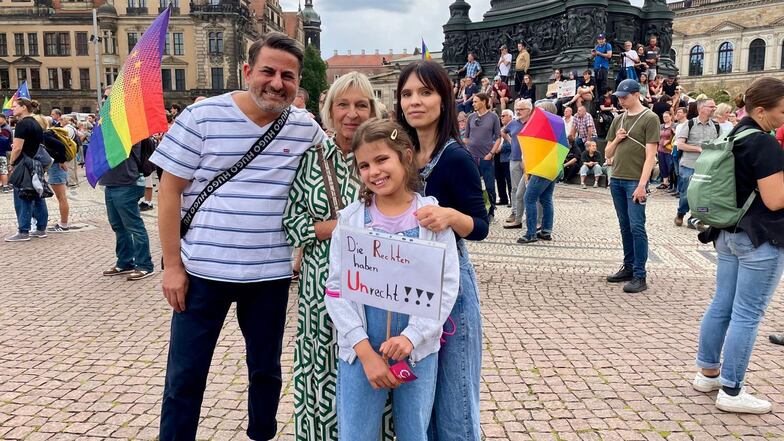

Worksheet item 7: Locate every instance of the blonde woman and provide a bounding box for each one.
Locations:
[715,102,734,135]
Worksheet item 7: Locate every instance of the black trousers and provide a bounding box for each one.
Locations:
[595,67,609,98]
[514,70,527,97]
[494,156,512,204]
[160,275,291,441]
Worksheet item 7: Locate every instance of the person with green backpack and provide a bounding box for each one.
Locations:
[692,77,784,414]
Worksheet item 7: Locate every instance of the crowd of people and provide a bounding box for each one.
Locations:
[1,29,783,440]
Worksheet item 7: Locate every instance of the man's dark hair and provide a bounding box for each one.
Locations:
[171,103,181,112]
[519,41,526,48]
[248,32,305,73]
[474,93,490,108]
[51,108,62,116]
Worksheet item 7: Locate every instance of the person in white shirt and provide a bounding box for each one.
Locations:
[622,41,639,81]
[563,107,575,145]
[497,45,512,84]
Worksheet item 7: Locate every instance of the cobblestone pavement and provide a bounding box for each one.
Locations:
[1,169,782,440]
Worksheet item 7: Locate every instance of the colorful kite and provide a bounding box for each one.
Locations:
[86,8,170,187]
[517,107,569,181]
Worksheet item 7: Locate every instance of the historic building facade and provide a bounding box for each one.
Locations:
[0,0,317,114]
[670,0,784,96]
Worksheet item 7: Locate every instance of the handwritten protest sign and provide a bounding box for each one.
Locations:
[339,226,446,321]
[558,80,576,98]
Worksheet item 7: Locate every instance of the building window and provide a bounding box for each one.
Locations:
[58,32,70,56]
[208,32,224,54]
[80,68,90,90]
[161,69,172,91]
[0,69,10,89]
[781,40,784,69]
[14,33,24,56]
[717,42,733,74]
[211,67,224,89]
[128,0,146,6]
[175,69,185,91]
[373,90,382,99]
[44,33,56,56]
[688,45,704,77]
[30,68,40,89]
[76,32,88,56]
[173,33,184,55]
[128,32,138,54]
[209,0,219,5]
[0,34,7,57]
[104,31,117,55]
[105,67,118,86]
[16,68,27,87]
[48,68,59,89]
[62,68,72,89]
[27,33,38,56]
[160,0,179,7]
[163,32,170,55]
[748,38,766,72]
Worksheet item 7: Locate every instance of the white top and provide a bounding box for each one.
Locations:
[498,53,512,76]
[623,50,639,68]
[150,93,325,283]
[563,117,574,138]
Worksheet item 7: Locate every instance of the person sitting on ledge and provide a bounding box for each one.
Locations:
[580,140,605,188]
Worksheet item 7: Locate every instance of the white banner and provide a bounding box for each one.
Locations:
[339,226,446,321]
[558,80,577,98]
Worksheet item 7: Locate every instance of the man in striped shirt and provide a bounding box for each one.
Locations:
[152,32,325,441]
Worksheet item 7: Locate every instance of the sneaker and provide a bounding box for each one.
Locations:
[593,182,599,188]
[127,269,155,281]
[1,186,10,193]
[693,372,722,392]
[675,214,684,227]
[47,223,70,233]
[139,201,154,212]
[623,277,648,293]
[502,222,522,229]
[582,184,587,189]
[29,230,47,238]
[4,233,31,242]
[607,266,633,283]
[505,214,516,224]
[770,334,784,346]
[688,218,708,232]
[716,388,772,414]
[516,235,538,244]
[536,231,552,241]
[103,266,135,276]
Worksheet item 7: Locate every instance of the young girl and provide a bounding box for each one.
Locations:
[324,119,460,440]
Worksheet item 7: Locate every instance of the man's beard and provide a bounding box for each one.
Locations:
[249,85,292,114]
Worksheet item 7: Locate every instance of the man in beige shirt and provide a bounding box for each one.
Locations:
[514,42,530,98]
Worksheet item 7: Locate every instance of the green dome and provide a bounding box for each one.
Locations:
[301,5,320,24]
[96,2,118,16]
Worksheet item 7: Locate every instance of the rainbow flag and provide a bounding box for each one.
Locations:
[421,39,432,61]
[86,8,170,187]
[2,81,30,116]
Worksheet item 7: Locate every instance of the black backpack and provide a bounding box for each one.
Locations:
[41,130,68,163]
[138,137,157,177]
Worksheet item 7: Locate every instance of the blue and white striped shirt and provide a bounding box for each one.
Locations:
[150,92,325,283]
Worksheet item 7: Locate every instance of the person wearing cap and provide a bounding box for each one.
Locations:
[604,79,660,294]
[497,45,512,84]
[591,33,613,98]
[492,75,510,111]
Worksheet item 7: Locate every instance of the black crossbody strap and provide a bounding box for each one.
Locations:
[180,107,291,238]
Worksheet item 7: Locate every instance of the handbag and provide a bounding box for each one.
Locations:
[179,107,291,238]
[315,141,345,219]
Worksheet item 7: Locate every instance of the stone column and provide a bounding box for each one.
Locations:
[442,0,471,68]
[553,0,609,70]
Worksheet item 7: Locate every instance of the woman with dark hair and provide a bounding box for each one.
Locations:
[396,60,488,440]
[519,74,536,101]
[6,97,48,242]
[694,77,784,414]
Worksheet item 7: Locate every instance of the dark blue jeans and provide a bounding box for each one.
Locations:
[105,185,153,272]
[478,158,496,216]
[677,165,694,216]
[160,275,291,441]
[610,178,648,279]
[13,187,48,233]
[524,175,555,239]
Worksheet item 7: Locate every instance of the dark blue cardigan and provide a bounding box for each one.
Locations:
[423,142,489,241]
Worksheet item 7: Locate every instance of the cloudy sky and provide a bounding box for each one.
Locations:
[279,0,675,59]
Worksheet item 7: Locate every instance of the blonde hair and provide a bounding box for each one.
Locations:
[535,100,557,114]
[715,102,733,118]
[31,114,49,130]
[320,71,378,130]
[351,118,421,205]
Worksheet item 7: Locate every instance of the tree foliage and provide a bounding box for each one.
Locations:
[301,44,329,116]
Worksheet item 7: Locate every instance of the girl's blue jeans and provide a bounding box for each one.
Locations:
[337,306,438,441]
[697,231,784,388]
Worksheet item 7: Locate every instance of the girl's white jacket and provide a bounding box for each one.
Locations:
[324,195,460,364]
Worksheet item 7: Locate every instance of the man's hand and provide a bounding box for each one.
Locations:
[632,185,647,204]
[615,127,629,141]
[163,263,189,312]
[380,336,414,361]
[483,153,493,161]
